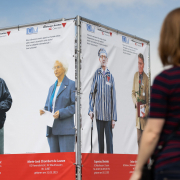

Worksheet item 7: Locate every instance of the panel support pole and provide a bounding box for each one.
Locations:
[76,15,81,180]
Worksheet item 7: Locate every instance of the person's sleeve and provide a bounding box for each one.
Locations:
[132,74,137,108]
[58,81,75,119]
[112,76,117,121]
[0,80,12,113]
[44,87,51,111]
[149,73,169,118]
[88,73,97,115]
[145,77,149,117]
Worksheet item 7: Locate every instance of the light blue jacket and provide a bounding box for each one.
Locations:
[44,75,75,136]
[88,68,117,121]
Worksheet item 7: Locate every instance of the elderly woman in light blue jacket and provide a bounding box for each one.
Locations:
[40,60,75,153]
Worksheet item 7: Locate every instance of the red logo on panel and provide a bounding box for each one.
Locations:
[102,32,104,35]
[7,31,11,36]
[110,32,112,36]
[62,23,66,27]
[142,43,144,47]
[49,27,52,30]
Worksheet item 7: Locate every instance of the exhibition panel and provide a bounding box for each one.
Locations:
[80,19,150,180]
[0,16,150,180]
[0,19,76,180]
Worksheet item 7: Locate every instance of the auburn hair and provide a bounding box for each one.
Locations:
[159,8,180,66]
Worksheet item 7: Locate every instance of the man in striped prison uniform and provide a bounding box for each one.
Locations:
[88,48,117,154]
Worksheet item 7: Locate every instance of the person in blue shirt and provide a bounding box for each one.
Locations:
[88,48,117,154]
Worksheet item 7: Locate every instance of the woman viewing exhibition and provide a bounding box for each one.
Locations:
[130,8,180,180]
[40,59,75,153]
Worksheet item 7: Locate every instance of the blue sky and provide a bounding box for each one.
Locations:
[0,0,179,82]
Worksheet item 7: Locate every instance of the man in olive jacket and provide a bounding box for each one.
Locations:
[132,54,149,150]
[0,78,12,154]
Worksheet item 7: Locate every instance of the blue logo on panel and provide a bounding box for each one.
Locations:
[122,36,129,44]
[86,24,95,33]
[26,27,38,35]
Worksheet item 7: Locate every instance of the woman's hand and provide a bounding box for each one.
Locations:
[40,109,45,115]
[129,169,142,180]
[53,110,60,119]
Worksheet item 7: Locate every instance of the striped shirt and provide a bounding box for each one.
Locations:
[88,68,117,121]
[149,66,180,171]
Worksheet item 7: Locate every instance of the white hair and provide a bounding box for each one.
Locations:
[54,59,69,75]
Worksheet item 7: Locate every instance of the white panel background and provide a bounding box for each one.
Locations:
[0,20,75,154]
[81,22,149,154]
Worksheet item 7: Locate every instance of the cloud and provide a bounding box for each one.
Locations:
[78,0,163,8]
[45,0,163,10]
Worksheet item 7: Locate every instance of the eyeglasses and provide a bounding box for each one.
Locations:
[100,55,107,59]
[52,66,62,70]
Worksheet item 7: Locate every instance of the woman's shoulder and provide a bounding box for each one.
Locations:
[153,66,180,86]
[69,79,75,86]
[65,76,75,84]
[49,84,55,90]
[64,76,75,89]
[155,66,180,80]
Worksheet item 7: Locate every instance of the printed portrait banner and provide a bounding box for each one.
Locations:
[0,152,75,180]
[0,20,75,154]
[0,20,76,179]
[81,21,149,179]
[81,21,149,154]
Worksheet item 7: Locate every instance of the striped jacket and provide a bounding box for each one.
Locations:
[88,68,117,121]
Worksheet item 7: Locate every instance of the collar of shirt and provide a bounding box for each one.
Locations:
[98,67,110,76]
[139,71,144,78]
[101,67,108,73]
